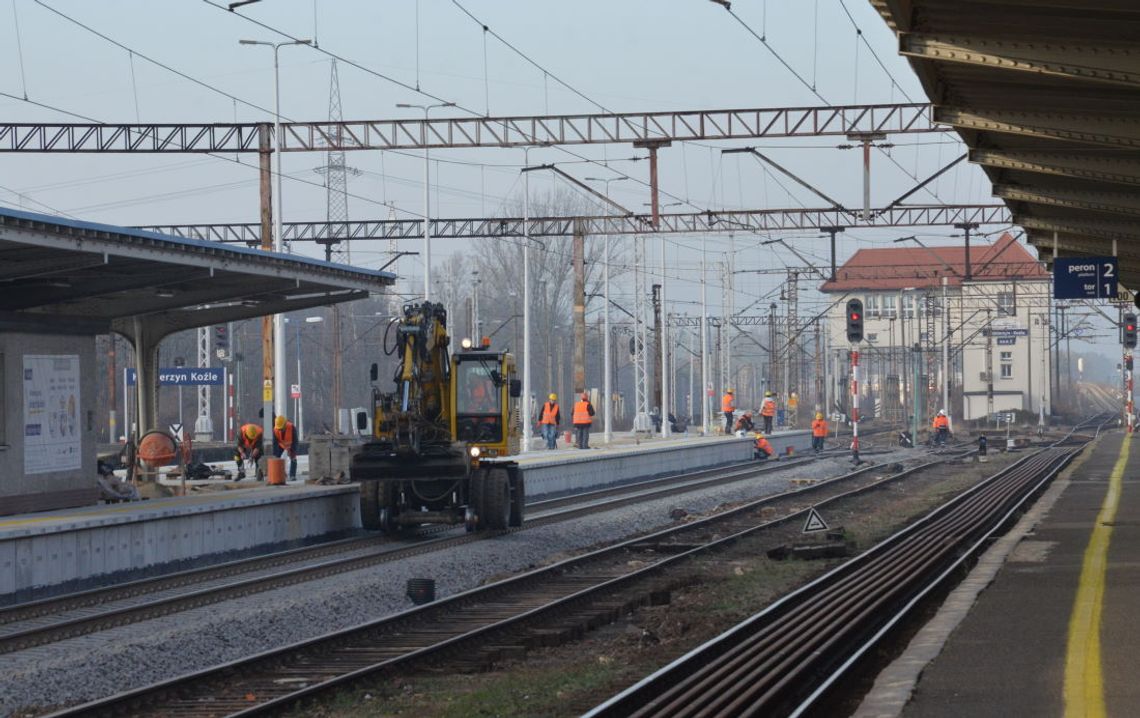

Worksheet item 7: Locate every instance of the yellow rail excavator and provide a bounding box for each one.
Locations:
[351,301,524,533]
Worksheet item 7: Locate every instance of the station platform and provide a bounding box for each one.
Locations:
[0,429,811,600]
[0,482,358,602]
[856,430,1140,717]
[506,429,812,498]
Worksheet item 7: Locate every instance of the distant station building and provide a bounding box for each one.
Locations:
[820,233,1051,423]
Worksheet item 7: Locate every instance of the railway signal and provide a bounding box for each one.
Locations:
[214,325,229,359]
[846,299,864,344]
[1124,313,1137,349]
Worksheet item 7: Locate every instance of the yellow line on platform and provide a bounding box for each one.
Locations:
[1064,434,1130,718]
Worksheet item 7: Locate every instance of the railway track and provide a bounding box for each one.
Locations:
[46,447,969,717]
[0,451,831,655]
[583,417,1111,718]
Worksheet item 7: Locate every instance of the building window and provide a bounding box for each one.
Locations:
[997,291,1016,316]
[902,294,915,319]
[882,294,897,319]
[1000,351,1013,380]
[865,294,880,318]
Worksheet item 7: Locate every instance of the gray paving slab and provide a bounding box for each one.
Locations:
[857,433,1135,718]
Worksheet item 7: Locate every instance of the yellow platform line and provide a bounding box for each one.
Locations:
[1065,434,1130,718]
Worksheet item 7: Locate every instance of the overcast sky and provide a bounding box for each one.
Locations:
[0,0,1118,356]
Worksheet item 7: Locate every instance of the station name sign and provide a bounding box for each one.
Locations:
[126,367,224,386]
[1053,257,1117,300]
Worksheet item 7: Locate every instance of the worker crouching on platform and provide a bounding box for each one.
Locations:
[573,392,595,449]
[754,432,774,460]
[234,423,264,480]
[811,412,828,454]
[733,411,755,435]
[273,415,298,480]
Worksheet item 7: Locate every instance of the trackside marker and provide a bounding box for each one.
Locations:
[803,508,829,533]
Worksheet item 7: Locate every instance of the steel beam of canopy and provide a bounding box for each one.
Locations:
[138,204,1010,243]
[1035,235,1140,259]
[0,103,943,153]
[994,183,1140,217]
[1017,213,1140,241]
[970,149,1140,187]
[935,107,1140,148]
[900,33,1140,88]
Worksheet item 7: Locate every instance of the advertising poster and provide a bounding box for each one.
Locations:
[23,354,82,475]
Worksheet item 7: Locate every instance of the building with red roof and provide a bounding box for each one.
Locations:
[820,233,1052,424]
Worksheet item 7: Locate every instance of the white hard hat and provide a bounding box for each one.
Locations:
[938,409,946,415]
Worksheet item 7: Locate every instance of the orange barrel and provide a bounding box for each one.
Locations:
[266,457,286,485]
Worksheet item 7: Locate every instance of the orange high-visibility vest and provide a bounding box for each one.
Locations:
[721,394,735,412]
[932,415,949,430]
[573,400,593,425]
[761,398,777,417]
[812,419,828,437]
[540,402,560,425]
[755,437,773,455]
[274,422,295,450]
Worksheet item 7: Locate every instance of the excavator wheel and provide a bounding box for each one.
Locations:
[467,472,485,532]
[482,468,511,530]
[359,480,380,530]
[508,468,525,528]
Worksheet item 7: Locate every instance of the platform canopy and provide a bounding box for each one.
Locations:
[0,206,395,336]
[872,0,1140,291]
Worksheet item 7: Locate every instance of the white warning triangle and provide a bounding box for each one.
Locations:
[802,508,829,533]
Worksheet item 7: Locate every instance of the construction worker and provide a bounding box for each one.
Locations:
[760,391,777,434]
[932,409,950,447]
[754,432,774,460]
[811,412,829,454]
[572,391,595,449]
[721,389,736,434]
[733,411,755,434]
[273,415,298,480]
[539,393,561,450]
[234,423,264,480]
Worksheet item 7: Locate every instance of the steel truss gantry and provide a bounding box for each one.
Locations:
[0,103,943,153]
[138,204,1010,244]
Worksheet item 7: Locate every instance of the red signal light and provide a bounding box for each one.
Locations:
[850,312,860,321]
[1129,324,1136,331]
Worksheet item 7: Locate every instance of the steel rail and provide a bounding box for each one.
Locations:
[46,450,966,717]
[0,451,825,655]
[585,437,1093,717]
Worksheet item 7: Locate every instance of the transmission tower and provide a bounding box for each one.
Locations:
[313,60,363,433]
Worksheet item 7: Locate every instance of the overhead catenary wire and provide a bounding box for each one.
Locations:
[837,0,915,102]
[717,4,830,106]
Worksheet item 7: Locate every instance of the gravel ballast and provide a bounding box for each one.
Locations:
[1,450,924,716]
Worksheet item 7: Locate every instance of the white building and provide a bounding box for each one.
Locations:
[819,233,1052,424]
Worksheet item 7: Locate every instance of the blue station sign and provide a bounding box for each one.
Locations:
[1053,257,1117,300]
[126,367,224,386]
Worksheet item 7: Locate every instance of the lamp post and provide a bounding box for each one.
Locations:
[240,37,311,442]
[396,102,456,300]
[585,176,630,443]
